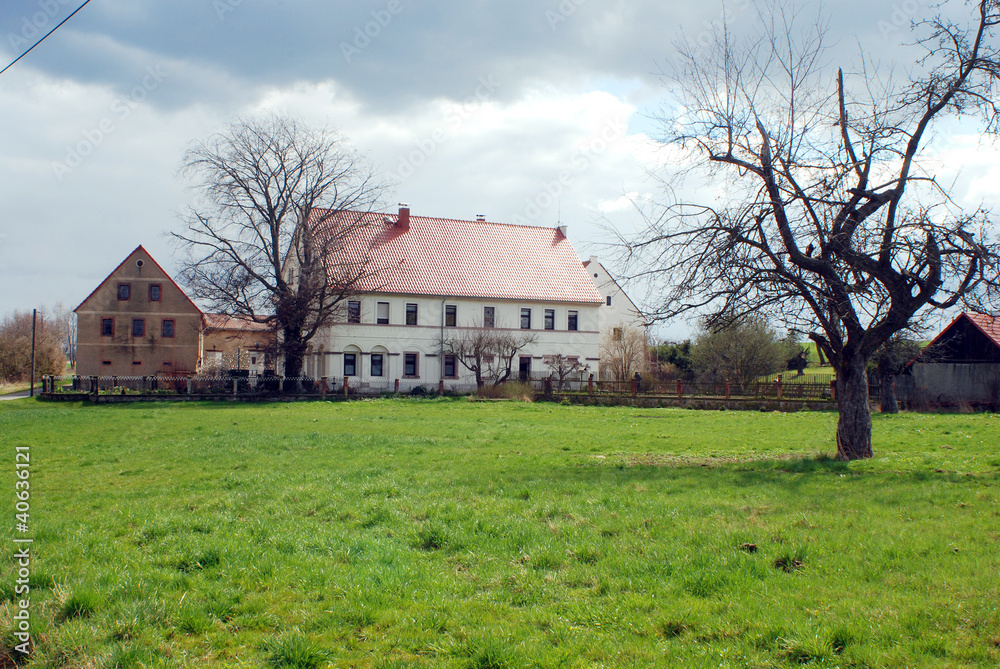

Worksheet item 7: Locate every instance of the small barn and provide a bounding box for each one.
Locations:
[901,312,1000,408]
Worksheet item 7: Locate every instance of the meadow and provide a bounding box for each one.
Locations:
[1,398,998,668]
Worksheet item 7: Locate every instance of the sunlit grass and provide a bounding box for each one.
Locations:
[1,397,998,667]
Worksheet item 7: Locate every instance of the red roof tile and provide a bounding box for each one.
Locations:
[965,312,1000,349]
[317,210,604,305]
[203,313,275,332]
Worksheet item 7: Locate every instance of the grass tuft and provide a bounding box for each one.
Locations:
[59,589,101,621]
[264,633,330,669]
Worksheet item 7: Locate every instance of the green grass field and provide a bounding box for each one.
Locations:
[1,398,999,668]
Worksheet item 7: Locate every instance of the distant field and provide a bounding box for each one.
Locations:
[1,398,998,668]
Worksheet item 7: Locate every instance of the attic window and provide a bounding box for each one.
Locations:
[149,284,161,302]
[117,283,131,301]
[606,296,612,306]
[347,300,361,324]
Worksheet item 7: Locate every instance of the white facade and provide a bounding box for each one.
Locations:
[585,257,646,333]
[305,294,601,392]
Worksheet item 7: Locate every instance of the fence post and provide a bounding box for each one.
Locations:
[394,378,400,393]
[725,381,731,400]
[91,376,99,400]
[72,375,79,391]
[112,375,118,389]
[187,378,193,395]
[344,376,349,398]
[321,377,328,397]
[438,379,445,396]
[777,374,783,400]
[588,374,594,396]
[232,378,238,397]
[631,377,637,397]
[278,376,284,393]
[830,379,837,402]
[676,379,683,399]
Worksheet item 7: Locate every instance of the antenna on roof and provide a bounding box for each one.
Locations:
[557,198,561,225]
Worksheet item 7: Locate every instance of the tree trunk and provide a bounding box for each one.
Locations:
[880,373,899,414]
[282,325,307,391]
[835,353,873,460]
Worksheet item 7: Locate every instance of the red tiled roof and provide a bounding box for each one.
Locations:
[319,210,604,304]
[965,312,1000,349]
[203,313,275,332]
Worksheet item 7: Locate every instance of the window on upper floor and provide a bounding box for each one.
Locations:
[483,306,495,328]
[117,283,130,301]
[132,319,145,337]
[149,284,161,302]
[406,303,418,326]
[445,304,457,327]
[101,318,114,337]
[544,309,555,330]
[161,320,175,338]
[347,300,361,324]
[568,311,578,331]
[520,308,531,330]
[606,295,612,306]
[377,302,389,325]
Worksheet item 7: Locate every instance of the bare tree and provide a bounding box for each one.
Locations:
[691,318,788,390]
[545,354,589,391]
[623,1,1000,459]
[872,336,924,414]
[0,310,65,382]
[440,320,537,388]
[52,303,77,370]
[599,323,648,382]
[173,114,387,380]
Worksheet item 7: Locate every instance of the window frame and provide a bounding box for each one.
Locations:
[376,302,390,325]
[606,295,612,306]
[405,303,418,326]
[568,310,578,331]
[403,352,419,378]
[161,319,175,338]
[117,283,131,301]
[101,318,115,337]
[520,308,531,330]
[132,319,145,338]
[344,352,357,377]
[148,284,161,302]
[544,309,555,330]
[445,304,457,327]
[444,354,457,378]
[347,300,361,324]
[483,306,495,328]
[370,353,384,377]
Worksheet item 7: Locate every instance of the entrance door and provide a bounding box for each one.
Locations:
[518,356,531,382]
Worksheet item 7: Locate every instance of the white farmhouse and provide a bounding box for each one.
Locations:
[302,207,605,392]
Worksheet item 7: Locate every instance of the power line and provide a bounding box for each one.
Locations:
[0,0,93,78]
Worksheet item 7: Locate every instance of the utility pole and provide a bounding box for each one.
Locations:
[29,308,36,397]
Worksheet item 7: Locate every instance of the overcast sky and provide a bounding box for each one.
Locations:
[2,0,997,339]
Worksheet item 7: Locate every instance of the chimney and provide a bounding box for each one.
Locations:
[556,225,568,238]
[397,204,410,230]
[476,214,486,222]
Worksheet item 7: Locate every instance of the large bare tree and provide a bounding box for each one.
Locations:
[174,115,387,379]
[623,1,1000,459]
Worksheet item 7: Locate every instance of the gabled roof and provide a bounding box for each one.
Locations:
[74,245,203,315]
[203,313,274,332]
[965,312,1000,349]
[584,256,646,323]
[320,210,604,305]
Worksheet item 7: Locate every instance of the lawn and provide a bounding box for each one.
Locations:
[1,398,998,668]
